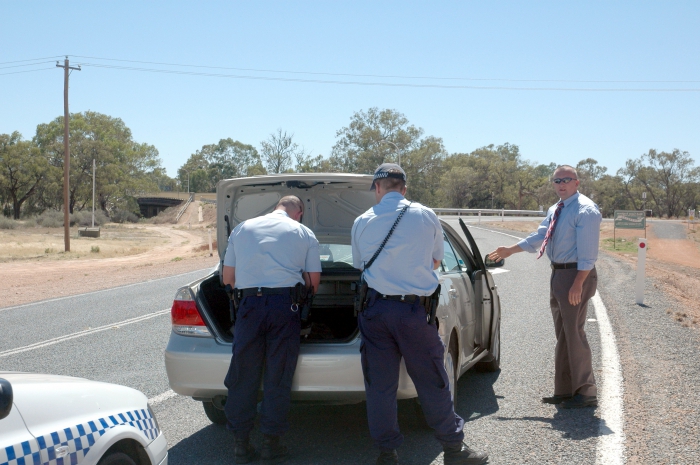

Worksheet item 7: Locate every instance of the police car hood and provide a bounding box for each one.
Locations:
[0,371,149,438]
[217,173,375,260]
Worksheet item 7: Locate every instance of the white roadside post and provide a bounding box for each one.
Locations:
[208,229,213,257]
[636,238,647,305]
[478,210,481,224]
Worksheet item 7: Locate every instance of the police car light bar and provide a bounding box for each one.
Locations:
[171,287,212,337]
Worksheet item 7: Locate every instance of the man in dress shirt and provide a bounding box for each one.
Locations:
[488,165,601,409]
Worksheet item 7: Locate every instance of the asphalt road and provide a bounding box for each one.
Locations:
[2,220,699,464]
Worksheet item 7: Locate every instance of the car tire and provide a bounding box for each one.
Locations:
[98,452,137,465]
[475,325,500,372]
[203,400,228,425]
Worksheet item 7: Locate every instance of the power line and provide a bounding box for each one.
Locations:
[0,56,64,65]
[72,54,700,84]
[0,61,56,70]
[0,67,56,76]
[76,62,700,92]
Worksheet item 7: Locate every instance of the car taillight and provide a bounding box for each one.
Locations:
[171,287,212,337]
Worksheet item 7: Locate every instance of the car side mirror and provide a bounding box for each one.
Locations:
[0,378,12,420]
[484,255,505,268]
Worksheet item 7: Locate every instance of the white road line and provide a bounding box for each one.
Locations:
[467,225,526,241]
[0,308,170,358]
[148,389,178,405]
[591,292,626,465]
[0,267,213,312]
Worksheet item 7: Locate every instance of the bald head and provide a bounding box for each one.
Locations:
[275,195,305,222]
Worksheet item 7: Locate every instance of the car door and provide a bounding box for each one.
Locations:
[456,219,501,356]
[440,231,477,366]
[0,405,41,465]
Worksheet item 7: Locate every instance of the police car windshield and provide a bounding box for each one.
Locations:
[319,243,354,269]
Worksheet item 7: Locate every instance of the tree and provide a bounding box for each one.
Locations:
[329,108,423,174]
[179,138,265,192]
[34,111,164,214]
[0,132,50,218]
[617,149,699,217]
[260,129,303,174]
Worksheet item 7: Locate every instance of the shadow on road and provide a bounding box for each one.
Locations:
[168,370,501,465]
[495,408,611,441]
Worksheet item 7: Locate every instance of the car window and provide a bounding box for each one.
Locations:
[319,243,355,269]
[447,235,474,274]
[441,236,461,272]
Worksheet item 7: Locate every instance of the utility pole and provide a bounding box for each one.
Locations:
[56,57,81,252]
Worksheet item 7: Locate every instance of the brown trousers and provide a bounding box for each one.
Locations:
[549,267,598,397]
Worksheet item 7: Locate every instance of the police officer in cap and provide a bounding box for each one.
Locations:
[222,195,321,464]
[351,164,488,465]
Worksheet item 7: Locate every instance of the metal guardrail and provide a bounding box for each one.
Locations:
[175,193,194,222]
[434,208,545,217]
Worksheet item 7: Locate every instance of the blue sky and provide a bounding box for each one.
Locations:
[2,1,699,178]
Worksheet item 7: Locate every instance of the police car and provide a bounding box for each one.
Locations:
[165,173,502,425]
[0,372,167,465]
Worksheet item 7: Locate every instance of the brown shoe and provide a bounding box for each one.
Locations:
[541,394,573,404]
[560,394,598,409]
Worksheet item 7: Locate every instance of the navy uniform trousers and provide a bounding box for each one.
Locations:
[224,294,301,438]
[358,291,465,451]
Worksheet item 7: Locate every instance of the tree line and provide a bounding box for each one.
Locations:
[2,108,698,220]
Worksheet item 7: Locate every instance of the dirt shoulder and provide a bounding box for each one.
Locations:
[0,202,219,309]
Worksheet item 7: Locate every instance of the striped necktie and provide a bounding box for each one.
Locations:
[537,201,564,260]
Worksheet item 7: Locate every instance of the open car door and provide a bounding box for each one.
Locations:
[458,219,501,371]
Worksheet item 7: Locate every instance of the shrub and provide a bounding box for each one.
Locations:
[0,217,17,229]
[36,210,65,228]
[110,209,140,224]
[90,246,100,253]
[71,210,110,227]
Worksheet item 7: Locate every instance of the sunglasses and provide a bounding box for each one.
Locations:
[552,177,577,184]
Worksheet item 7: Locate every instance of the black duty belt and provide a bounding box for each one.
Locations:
[239,287,294,298]
[551,262,578,270]
[370,289,429,306]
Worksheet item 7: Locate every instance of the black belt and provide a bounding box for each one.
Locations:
[239,287,294,298]
[551,262,578,270]
[370,289,429,306]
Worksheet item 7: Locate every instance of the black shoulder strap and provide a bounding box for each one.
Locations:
[363,202,412,271]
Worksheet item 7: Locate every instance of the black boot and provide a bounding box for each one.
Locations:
[376,449,398,464]
[443,442,488,465]
[260,434,289,464]
[234,437,258,464]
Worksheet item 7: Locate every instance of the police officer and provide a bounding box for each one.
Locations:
[222,195,321,464]
[351,164,488,465]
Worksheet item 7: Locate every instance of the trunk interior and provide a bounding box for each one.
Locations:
[197,269,361,344]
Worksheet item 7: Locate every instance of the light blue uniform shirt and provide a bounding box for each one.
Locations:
[517,192,601,270]
[223,210,322,288]
[351,192,443,296]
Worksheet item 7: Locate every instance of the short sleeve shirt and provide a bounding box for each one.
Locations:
[351,192,443,296]
[223,210,322,288]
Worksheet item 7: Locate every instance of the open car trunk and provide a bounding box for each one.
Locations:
[197,268,361,344]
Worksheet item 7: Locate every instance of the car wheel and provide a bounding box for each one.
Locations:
[203,400,228,425]
[475,324,500,372]
[98,452,137,465]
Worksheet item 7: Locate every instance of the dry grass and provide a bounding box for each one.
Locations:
[0,225,162,262]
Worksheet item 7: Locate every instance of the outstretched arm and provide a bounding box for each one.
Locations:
[488,244,524,261]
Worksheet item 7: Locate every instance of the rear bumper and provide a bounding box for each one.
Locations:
[164,332,418,403]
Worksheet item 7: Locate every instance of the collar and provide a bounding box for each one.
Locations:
[271,210,290,218]
[380,191,406,204]
[560,191,580,207]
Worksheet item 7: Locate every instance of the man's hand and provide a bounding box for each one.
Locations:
[488,245,521,262]
[568,270,591,306]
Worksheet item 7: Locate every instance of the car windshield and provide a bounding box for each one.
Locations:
[319,243,355,270]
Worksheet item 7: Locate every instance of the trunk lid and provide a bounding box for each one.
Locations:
[216,173,375,260]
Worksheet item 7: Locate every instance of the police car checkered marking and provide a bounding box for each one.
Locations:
[0,409,158,465]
